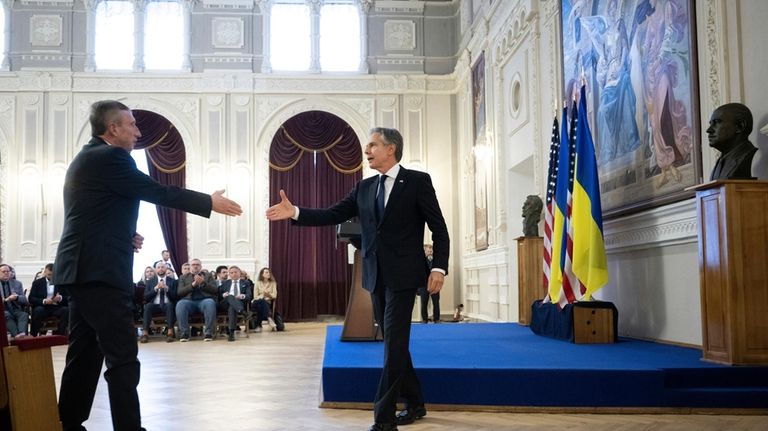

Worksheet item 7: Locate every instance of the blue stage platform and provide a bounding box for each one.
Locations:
[321,323,768,410]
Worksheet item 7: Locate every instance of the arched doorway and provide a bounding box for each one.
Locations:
[132,109,189,274]
[268,111,363,320]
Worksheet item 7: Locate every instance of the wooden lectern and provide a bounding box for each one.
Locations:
[515,236,543,325]
[691,180,768,365]
[338,222,382,341]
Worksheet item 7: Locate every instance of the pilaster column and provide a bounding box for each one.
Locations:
[132,0,147,72]
[0,0,10,70]
[181,0,192,71]
[84,0,99,71]
[356,0,371,73]
[258,0,272,73]
[307,0,321,73]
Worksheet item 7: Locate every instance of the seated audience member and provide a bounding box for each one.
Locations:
[214,265,229,288]
[219,266,253,342]
[175,258,218,342]
[252,267,278,332]
[29,263,69,336]
[154,250,177,278]
[137,266,155,290]
[1,263,29,339]
[140,261,178,343]
[179,261,191,277]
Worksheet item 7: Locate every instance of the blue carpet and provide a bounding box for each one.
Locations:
[321,323,768,408]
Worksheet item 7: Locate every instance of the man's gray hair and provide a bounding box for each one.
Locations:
[370,127,403,162]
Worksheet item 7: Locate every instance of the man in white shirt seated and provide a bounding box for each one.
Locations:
[29,263,69,336]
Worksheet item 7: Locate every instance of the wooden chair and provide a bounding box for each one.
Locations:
[1,294,67,431]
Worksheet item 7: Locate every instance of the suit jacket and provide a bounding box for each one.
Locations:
[219,279,253,303]
[53,137,212,291]
[144,275,178,304]
[1,279,28,309]
[177,271,219,300]
[28,277,68,307]
[297,166,449,292]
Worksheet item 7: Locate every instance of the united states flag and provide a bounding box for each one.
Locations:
[559,100,586,307]
[542,114,561,294]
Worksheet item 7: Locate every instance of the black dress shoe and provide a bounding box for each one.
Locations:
[228,333,235,342]
[367,423,398,431]
[395,406,427,425]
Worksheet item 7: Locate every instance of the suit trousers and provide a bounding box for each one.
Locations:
[220,295,246,331]
[58,282,142,431]
[142,302,175,333]
[3,307,29,336]
[30,304,69,336]
[370,285,424,424]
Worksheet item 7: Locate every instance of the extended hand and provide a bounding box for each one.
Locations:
[132,232,144,252]
[211,190,243,216]
[266,190,295,221]
[427,271,444,294]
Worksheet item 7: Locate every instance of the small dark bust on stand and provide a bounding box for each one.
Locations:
[708,103,757,180]
[522,195,543,237]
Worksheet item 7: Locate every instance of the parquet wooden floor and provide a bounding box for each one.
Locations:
[51,322,768,430]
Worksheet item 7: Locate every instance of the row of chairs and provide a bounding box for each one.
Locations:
[133,285,276,340]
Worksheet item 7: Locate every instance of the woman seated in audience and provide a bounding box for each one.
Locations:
[252,267,277,332]
[134,266,156,322]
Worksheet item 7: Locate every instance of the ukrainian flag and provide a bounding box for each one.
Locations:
[571,85,608,298]
[547,106,571,300]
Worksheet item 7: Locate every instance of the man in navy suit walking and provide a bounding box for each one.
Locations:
[267,127,450,431]
[54,100,242,431]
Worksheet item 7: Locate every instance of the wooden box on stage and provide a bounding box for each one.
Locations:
[573,305,615,344]
[691,180,768,365]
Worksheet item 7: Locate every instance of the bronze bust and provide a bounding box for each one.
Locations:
[522,195,543,237]
[708,103,756,180]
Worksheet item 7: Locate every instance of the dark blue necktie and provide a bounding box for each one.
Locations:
[376,174,387,221]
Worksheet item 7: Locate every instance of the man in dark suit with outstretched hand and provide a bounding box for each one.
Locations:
[54,100,242,431]
[267,127,449,431]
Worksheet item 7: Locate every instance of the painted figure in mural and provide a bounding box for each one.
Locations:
[708,103,756,180]
[596,0,641,164]
[638,0,692,187]
[522,195,543,237]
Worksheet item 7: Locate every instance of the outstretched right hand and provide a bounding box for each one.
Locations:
[266,189,295,221]
[211,189,243,216]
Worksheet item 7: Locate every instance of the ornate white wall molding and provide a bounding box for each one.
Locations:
[702,0,727,112]
[375,0,424,13]
[463,246,509,270]
[212,17,245,49]
[19,0,73,5]
[0,71,460,95]
[30,15,64,47]
[201,0,255,10]
[384,20,416,51]
[492,3,536,67]
[603,198,698,253]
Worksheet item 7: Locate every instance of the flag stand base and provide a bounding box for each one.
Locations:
[529,300,618,344]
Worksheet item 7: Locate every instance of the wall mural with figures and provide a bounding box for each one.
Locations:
[561,0,701,217]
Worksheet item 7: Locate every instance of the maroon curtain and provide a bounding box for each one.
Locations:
[269,111,362,321]
[133,110,189,272]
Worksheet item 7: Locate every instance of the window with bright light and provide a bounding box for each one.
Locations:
[95,1,134,70]
[320,3,360,72]
[269,0,360,73]
[131,149,169,282]
[145,0,184,70]
[270,3,311,71]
